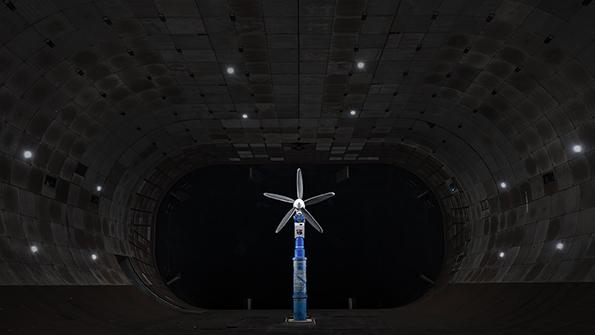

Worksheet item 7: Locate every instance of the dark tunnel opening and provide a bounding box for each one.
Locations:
[155,165,444,309]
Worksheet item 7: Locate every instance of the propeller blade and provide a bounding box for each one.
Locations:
[275,208,296,233]
[296,168,303,199]
[302,208,323,234]
[263,193,294,204]
[304,192,335,206]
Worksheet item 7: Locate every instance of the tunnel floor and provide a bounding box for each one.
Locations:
[2,284,595,334]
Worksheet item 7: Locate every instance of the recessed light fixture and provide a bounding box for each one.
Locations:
[356,61,365,69]
[23,150,33,159]
[96,185,103,192]
[555,242,564,250]
[349,110,357,116]
[91,253,98,261]
[242,113,248,119]
[572,144,583,153]
[226,66,235,75]
[498,251,505,258]
[499,181,508,189]
[30,245,39,254]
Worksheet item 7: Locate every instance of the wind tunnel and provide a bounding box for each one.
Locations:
[1,0,595,334]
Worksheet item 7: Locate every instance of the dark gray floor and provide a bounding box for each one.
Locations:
[2,283,595,334]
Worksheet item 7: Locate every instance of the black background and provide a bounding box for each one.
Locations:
[156,164,444,309]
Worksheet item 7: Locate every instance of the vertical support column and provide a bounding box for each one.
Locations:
[292,212,307,321]
[293,236,307,320]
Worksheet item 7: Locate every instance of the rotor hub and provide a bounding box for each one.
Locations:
[294,198,305,209]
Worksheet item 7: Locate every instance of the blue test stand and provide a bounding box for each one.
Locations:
[292,212,308,321]
[263,168,333,326]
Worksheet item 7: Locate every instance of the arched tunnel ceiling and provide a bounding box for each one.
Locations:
[1,0,595,332]
[4,0,594,180]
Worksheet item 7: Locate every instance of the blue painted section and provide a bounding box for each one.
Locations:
[292,215,307,320]
[294,212,305,223]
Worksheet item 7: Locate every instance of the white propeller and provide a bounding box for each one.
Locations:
[263,168,335,234]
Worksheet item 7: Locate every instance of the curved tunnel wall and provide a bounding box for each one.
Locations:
[0,0,594,315]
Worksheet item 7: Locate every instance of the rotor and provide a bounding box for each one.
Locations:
[263,168,335,234]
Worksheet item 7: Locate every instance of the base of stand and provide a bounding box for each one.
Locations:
[285,317,316,326]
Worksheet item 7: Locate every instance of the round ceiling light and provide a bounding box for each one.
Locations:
[572,144,583,153]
